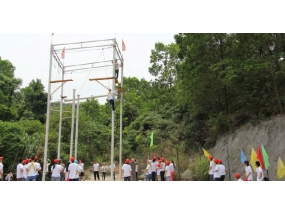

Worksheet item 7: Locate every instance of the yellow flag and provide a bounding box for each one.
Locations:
[277,157,285,180]
[250,148,259,172]
[202,148,211,158]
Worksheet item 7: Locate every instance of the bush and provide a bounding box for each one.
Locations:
[188,155,209,181]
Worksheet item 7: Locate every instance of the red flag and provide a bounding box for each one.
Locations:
[257,145,265,170]
[122,40,126,51]
[61,47,65,59]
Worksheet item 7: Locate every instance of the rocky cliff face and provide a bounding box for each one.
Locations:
[209,115,285,181]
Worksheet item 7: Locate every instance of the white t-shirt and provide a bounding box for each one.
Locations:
[256,167,264,181]
[16,163,24,178]
[51,164,63,177]
[219,164,225,176]
[102,166,106,172]
[110,164,116,172]
[151,162,157,172]
[0,162,3,173]
[79,163,84,172]
[34,162,41,174]
[160,162,165,170]
[46,163,50,172]
[169,163,174,172]
[122,164,132,177]
[93,163,100,171]
[238,178,243,181]
[68,163,80,179]
[156,165,161,175]
[23,164,28,178]
[26,162,40,176]
[135,164,138,172]
[108,91,117,100]
[209,161,214,174]
[146,164,152,174]
[165,165,170,176]
[213,164,220,178]
[245,166,253,181]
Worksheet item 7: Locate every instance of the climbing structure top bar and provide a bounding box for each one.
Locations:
[52,39,114,47]
[50,79,73,84]
[53,44,113,52]
[89,77,115,81]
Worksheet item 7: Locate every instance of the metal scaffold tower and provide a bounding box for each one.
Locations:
[42,38,124,181]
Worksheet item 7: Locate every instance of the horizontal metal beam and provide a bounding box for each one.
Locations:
[64,94,108,102]
[52,39,114,47]
[64,65,112,73]
[53,44,114,52]
[64,60,112,68]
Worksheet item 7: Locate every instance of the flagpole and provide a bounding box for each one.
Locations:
[226,146,231,181]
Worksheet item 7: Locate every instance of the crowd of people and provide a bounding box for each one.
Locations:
[208,155,269,181]
[121,156,175,181]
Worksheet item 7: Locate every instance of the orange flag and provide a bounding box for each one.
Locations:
[122,40,126,51]
[257,145,265,170]
[61,47,65,59]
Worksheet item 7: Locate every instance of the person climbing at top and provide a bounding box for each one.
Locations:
[108,88,118,112]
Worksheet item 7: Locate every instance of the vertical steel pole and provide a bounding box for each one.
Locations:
[119,57,124,181]
[42,44,53,181]
[110,39,116,181]
[227,146,231,181]
[57,66,64,159]
[70,89,76,158]
[75,94,80,160]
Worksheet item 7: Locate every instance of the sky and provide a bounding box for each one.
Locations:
[0,33,175,104]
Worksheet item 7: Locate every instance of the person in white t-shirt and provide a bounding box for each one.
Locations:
[122,159,132,181]
[22,159,28,181]
[160,158,165,181]
[141,160,152,181]
[169,161,175,181]
[255,161,264,181]
[151,157,157,181]
[213,159,220,181]
[243,160,253,181]
[208,156,215,181]
[26,156,41,181]
[16,159,24,181]
[78,160,84,181]
[51,159,64,181]
[68,157,80,181]
[93,160,100,181]
[235,173,243,181]
[34,156,41,180]
[101,163,107,181]
[75,160,81,180]
[218,160,226,181]
[135,160,139,181]
[108,89,118,112]
[156,162,161,181]
[165,161,171,181]
[0,156,3,181]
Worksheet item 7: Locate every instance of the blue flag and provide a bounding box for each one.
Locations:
[240,149,246,164]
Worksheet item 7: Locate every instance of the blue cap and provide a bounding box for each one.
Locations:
[75,160,78,164]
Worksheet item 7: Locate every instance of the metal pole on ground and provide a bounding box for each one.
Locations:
[110,39,115,181]
[57,66,64,159]
[119,57,124,181]
[70,89,76,158]
[75,94,80,160]
[42,44,53,181]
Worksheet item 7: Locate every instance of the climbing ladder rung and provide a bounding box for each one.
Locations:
[50,79,73,83]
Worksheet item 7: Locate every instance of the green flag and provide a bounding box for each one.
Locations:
[261,145,270,169]
[150,132,154,148]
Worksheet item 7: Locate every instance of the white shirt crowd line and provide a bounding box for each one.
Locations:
[208,157,266,181]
